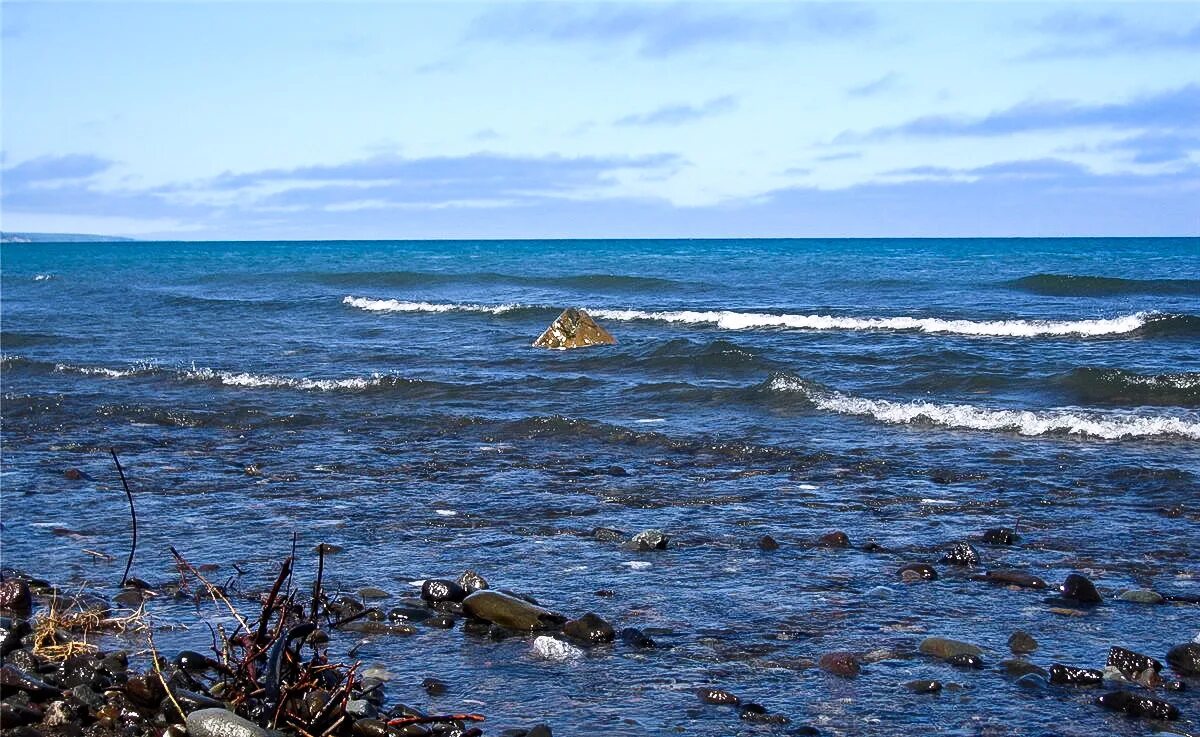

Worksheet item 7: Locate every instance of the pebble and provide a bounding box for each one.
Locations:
[420,579,467,604]
[898,563,938,582]
[1057,573,1102,605]
[980,528,1018,545]
[817,531,850,548]
[696,687,739,705]
[903,679,942,694]
[457,570,489,594]
[940,541,980,566]
[1048,664,1103,686]
[186,708,269,737]
[531,636,582,662]
[817,652,861,678]
[1008,631,1037,654]
[626,529,669,551]
[562,613,615,645]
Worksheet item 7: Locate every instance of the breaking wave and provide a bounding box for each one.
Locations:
[589,308,1157,337]
[1059,368,1200,406]
[182,367,427,392]
[1008,273,1200,297]
[766,374,1200,440]
[342,296,528,315]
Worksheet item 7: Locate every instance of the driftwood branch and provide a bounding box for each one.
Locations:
[110,449,137,587]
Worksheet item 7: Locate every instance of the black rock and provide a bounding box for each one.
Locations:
[388,605,432,624]
[422,677,448,696]
[1015,673,1051,691]
[0,580,32,613]
[1096,690,1179,720]
[1059,573,1102,605]
[1166,643,1200,677]
[981,528,1018,545]
[946,653,983,669]
[1000,659,1048,679]
[817,531,850,548]
[174,650,216,674]
[420,580,467,605]
[940,542,980,566]
[0,618,30,657]
[562,613,615,645]
[1107,646,1162,683]
[627,529,669,551]
[527,726,553,737]
[457,571,489,594]
[976,569,1047,589]
[0,665,59,698]
[1049,664,1103,686]
[424,614,456,629]
[903,679,942,693]
[898,563,938,581]
[619,627,656,649]
[757,535,779,551]
[739,703,789,724]
[696,687,739,705]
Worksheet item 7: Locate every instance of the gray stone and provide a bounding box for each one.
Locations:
[186,708,268,737]
[627,529,669,551]
[1117,589,1164,604]
[462,590,565,632]
[919,637,983,660]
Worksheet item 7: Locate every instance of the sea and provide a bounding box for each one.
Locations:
[2,237,1199,735]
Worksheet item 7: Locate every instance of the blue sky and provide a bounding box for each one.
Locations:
[1,1,1198,239]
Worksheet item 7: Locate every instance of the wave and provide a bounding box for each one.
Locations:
[1059,368,1200,407]
[182,367,429,392]
[342,296,529,315]
[318,271,687,292]
[766,374,1200,440]
[1008,273,1200,297]
[589,308,1157,337]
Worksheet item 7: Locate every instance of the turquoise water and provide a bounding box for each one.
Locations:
[2,237,1199,735]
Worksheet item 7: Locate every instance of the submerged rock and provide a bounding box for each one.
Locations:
[696,687,740,706]
[1056,573,1102,605]
[1008,631,1037,654]
[462,591,565,632]
[626,529,669,551]
[619,627,656,649]
[976,569,1047,589]
[940,542,980,566]
[1106,646,1162,685]
[919,637,983,661]
[980,528,1018,545]
[532,308,616,350]
[1117,589,1164,604]
[817,531,850,548]
[1049,664,1104,686]
[757,535,780,551]
[903,679,942,694]
[898,563,938,582]
[562,613,615,645]
[817,652,861,678]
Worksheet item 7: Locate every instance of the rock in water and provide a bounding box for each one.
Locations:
[532,636,582,661]
[532,308,616,350]
[919,637,983,660]
[186,708,269,737]
[563,613,615,645]
[1167,643,1200,676]
[462,590,565,632]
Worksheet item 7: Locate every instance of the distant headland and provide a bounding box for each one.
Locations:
[1,232,136,243]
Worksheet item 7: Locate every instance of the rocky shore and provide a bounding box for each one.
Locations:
[3,525,1199,736]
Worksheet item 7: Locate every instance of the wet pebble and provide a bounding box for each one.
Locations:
[457,570,489,594]
[946,653,983,669]
[980,528,1018,545]
[1055,573,1102,606]
[898,563,938,582]
[420,579,467,604]
[531,636,582,662]
[696,687,739,705]
[975,569,1047,589]
[1106,646,1162,685]
[562,613,615,645]
[1117,589,1164,604]
[0,580,32,612]
[940,541,980,566]
[817,531,850,548]
[919,637,982,661]
[1049,664,1104,686]
[619,627,656,649]
[739,703,788,724]
[903,679,942,694]
[421,677,447,696]
[186,708,269,737]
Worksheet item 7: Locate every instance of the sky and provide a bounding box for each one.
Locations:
[1,0,1198,239]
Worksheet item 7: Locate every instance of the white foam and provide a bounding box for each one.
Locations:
[185,367,400,391]
[434,509,457,517]
[589,308,1152,337]
[343,296,523,315]
[532,636,583,661]
[54,362,154,378]
[769,376,1200,440]
[623,561,653,571]
[34,274,53,281]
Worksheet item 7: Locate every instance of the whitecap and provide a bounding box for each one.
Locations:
[532,635,583,661]
[769,375,1200,441]
[342,296,524,315]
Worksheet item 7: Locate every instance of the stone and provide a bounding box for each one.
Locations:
[976,570,1047,589]
[531,636,582,661]
[462,591,565,632]
[817,652,861,678]
[1117,589,1164,604]
[562,613,615,645]
[940,541,980,566]
[999,660,1047,679]
[981,528,1018,545]
[739,703,789,725]
[757,535,779,551]
[696,687,739,705]
[626,529,669,551]
[532,308,616,350]
[0,580,32,612]
[421,677,447,696]
[919,637,983,661]
[898,563,938,582]
[420,579,466,604]
[312,543,342,555]
[946,653,983,669]
[1106,646,1162,684]
[1058,573,1102,605]
[817,531,850,548]
[1008,631,1037,654]
[1095,691,1179,720]
[619,627,656,649]
[1048,664,1103,686]
[903,679,941,693]
[457,570,489,594]
[1015,674,1051,691]
[592,527,626,543]
[1167,643,1200,676]
[185,708,269,737]
[358,587,390,600]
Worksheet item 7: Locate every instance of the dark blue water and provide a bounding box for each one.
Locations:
[2,238,1199,735]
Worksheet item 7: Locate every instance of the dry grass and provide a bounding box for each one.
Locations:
[31,590,148,662]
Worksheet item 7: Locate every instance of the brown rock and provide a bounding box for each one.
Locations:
[817,651,861,678]
[532,308,616,350]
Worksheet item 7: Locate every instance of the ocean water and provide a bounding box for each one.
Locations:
[2,237,1199,735]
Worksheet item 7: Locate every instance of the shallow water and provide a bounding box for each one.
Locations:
[2,238,1199,735]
